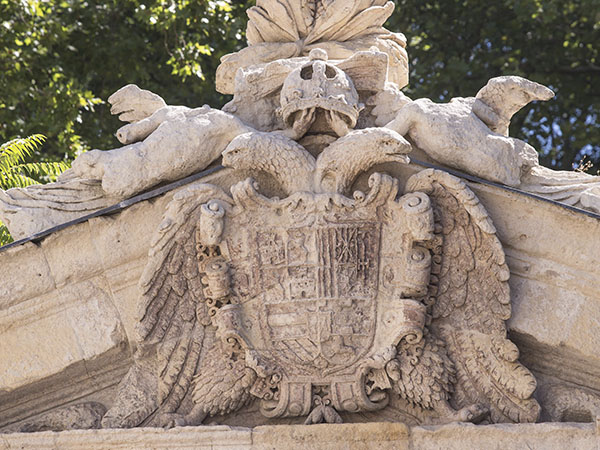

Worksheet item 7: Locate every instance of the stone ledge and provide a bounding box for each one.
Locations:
[0,422,598,450]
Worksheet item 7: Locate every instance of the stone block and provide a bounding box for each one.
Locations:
[0,423,597,449]
[89,201,163,270]
[0,242,53,308]
[411,422,598,450]
[41,223,102,288]
[253,422,410,450]
[60,277,127,360]
[101,259,145,345]
[0,291,81,391]
[0,277,126,393]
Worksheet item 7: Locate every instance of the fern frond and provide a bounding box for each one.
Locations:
[0,134,71,246]
[0,171,40,189]
[0,135,71,190]
[0,134,46,171]
[18,161,70,181]
[0,221,13,246]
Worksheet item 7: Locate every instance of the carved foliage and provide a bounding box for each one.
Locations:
[247,0,395,46]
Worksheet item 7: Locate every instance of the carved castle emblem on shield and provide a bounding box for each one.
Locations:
[99,125,541,428]
[255,221,380,371]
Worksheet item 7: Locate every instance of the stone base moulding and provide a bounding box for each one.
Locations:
[1,422,599,450]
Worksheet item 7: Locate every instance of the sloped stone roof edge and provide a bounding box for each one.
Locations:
[1,159,598,255]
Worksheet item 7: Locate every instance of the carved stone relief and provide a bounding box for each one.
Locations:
[0,0,598,435]
[94,135,537,429]
[2,0,599,239]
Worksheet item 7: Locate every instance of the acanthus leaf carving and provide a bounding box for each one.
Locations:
[246,0,396,47]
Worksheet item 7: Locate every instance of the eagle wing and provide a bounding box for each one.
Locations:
[405,169,540,423]
[101,183,234,428]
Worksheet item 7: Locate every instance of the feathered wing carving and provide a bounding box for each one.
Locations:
[191,335,257,417]
[101,183,252,428]
[405,169,540,423]
[386,330,456,411]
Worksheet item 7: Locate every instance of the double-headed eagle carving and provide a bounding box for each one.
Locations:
[1,0,579,433]
[101,122,540,428]
[98,0,540,428]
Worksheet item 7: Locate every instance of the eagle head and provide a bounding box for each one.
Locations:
[222,133,256,170]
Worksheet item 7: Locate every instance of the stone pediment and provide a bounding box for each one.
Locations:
[1,0,600,446]
[2,161,599,432]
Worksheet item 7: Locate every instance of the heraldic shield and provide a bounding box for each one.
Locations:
[213,171,432,419]
[101,129,541,428]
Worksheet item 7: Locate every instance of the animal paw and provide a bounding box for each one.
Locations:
[429,401,489,425]
[71,150,106,179]
[452,403,489,424]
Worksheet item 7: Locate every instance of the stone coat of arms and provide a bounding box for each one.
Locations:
[99,117,540,428]
[1,0,559,432]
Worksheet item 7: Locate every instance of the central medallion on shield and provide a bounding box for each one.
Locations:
[255,219,380,376]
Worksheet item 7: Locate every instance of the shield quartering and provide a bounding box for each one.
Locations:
[256,221,380,373]
[214,174,433,418]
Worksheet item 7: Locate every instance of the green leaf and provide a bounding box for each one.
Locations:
[0,221,13,246]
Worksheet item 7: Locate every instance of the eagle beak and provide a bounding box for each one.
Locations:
[394,154,411,165]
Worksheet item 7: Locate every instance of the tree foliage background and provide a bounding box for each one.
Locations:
[1,0,598,171]
[0,134,68,244]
